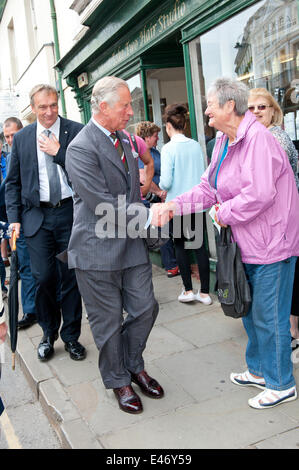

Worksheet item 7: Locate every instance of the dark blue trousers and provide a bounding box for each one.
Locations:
[16,230,36,315]
[25,200,82,342]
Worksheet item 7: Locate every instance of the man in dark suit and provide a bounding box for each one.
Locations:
[2,117,37,329]
[5,84,85,362]
[66,76,164,414]
[0,134,8,297]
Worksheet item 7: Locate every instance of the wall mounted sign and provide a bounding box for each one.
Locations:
[88,0,194,83]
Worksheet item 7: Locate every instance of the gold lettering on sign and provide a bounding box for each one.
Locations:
[139,23,157,45]
[111,0,187,68]
[158,0,186,33]
[125,38,139,56]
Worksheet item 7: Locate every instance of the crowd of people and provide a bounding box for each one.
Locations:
[0,75,298,414]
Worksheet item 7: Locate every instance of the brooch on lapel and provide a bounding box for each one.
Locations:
[122,138,129,144]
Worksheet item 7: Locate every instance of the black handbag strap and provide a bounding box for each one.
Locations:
[130,134,138,153]
[220,226,232,245]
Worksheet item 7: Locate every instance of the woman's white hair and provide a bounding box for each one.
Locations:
[91,76,129,113]
[208,77,249,116]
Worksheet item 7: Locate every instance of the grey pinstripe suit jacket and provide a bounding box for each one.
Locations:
[65,120,150,271]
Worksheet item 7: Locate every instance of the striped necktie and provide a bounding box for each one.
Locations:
[110,133,128,172]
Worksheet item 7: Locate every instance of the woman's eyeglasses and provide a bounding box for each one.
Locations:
[248,105,273,111]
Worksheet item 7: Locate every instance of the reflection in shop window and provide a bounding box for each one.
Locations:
[191,0,299,144]
[126,74,146,134]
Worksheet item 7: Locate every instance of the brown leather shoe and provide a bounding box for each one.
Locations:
[113,385,143,414]
[131,370,164,399]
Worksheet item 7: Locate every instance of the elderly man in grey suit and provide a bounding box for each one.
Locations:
[65,76,164,414]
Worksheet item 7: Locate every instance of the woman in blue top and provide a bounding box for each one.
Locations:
[159,104,212,304]
[136,121,179,278]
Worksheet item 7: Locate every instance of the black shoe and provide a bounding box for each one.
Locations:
[18,313,37,330]
[38,334,57,361]
[64,341,86,361]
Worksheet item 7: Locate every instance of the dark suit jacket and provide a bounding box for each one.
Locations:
[5,116,84,237]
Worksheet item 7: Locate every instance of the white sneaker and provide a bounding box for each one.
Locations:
[248,386,297,409]
[178,290,195,303]
[230,370,265,390]
[195,291,212,305]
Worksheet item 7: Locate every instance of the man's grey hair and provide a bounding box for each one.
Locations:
[29,84,58,106]
[90,76,129,113]
[208,77,249,116]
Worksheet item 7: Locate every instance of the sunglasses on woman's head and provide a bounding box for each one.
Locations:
[248,105,273,111]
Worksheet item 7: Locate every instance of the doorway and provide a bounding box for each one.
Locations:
[146,67,189,150]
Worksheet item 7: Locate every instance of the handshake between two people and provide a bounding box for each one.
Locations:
[150,201,177,227]
[151,200,227,228]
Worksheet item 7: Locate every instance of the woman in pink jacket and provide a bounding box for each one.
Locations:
[152,77,299,410]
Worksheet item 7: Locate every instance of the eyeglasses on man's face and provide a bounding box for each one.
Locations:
[248,104,273,112]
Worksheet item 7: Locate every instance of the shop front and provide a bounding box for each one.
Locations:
[57,0,299,271]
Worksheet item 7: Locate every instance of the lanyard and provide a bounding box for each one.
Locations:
[215,138,228,189]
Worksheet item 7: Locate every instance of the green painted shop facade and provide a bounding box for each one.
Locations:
[57,0,299,271]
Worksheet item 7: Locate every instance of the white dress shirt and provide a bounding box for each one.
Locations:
[36,117,72,202]
[91,117,115,141]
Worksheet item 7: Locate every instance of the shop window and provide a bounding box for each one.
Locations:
[189,0,299,146]
[125,74,146,135]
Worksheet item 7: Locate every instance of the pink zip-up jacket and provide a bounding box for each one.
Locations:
[173,111,299,264]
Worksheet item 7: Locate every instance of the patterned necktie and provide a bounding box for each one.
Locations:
[110,133,128,172]
[43,129,61,205]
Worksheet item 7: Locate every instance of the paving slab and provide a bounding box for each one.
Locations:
[60,418,103,449]
[155,341,246,402]
[155,298,218,325]
[255,428,299,449]
[39,377,81,425]
[143,324,196,363]
[66,364,195,440]
[99,390,298,449]
[164,308,244,348]
[8,264,299,449]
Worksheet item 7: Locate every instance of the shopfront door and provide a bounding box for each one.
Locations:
[146,67,189,150]
[125,66,189,150]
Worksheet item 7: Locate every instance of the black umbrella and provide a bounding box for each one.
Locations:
[8,231,19,370]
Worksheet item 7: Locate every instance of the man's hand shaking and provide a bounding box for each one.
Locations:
[151,202,177,227]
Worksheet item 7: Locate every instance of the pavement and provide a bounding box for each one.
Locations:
[4,263,299,449]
